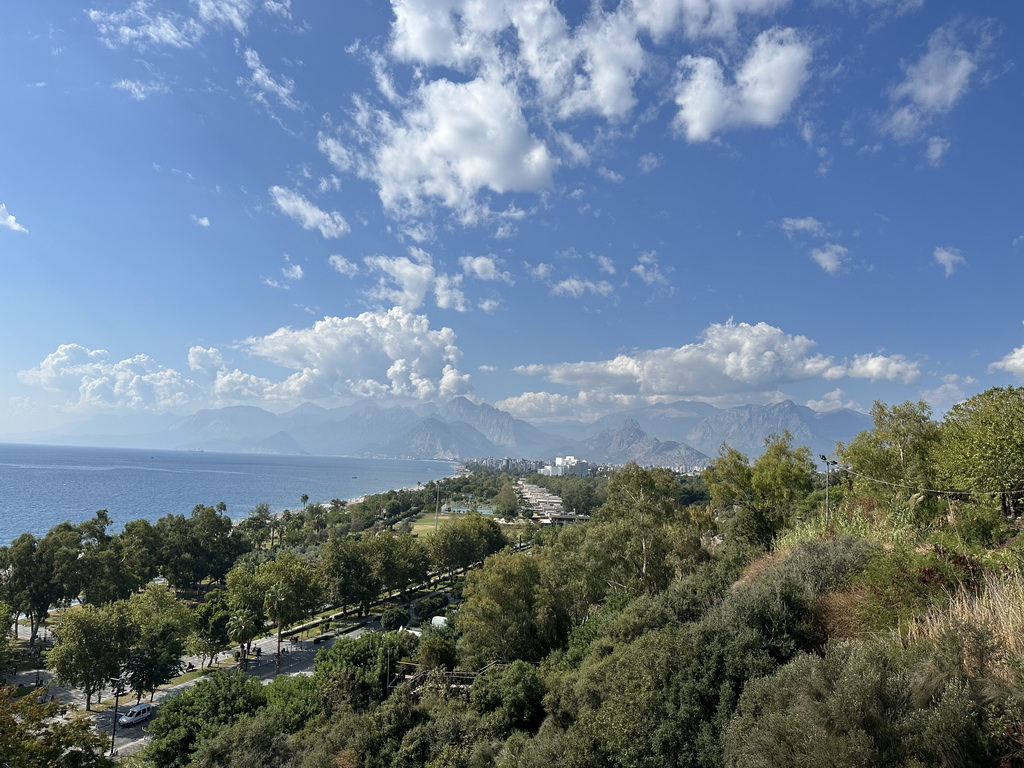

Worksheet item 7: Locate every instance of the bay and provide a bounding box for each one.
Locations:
[0,443,455,544]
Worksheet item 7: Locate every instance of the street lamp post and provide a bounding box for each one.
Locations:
[820,455,838,528]
[109,677,124,756]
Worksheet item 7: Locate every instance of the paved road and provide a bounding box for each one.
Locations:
[7,621,377,759]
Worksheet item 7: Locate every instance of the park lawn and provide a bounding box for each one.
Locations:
[408,511,457,536]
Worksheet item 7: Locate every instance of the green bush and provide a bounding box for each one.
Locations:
[382,607,410,632]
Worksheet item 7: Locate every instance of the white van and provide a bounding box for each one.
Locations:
[118,703,155,726]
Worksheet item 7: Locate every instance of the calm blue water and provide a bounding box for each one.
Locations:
[0,443,455,544]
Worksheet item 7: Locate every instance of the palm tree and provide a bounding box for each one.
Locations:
[226,609,258,667]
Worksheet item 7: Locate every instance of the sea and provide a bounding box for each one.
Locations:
[0,443,456,545]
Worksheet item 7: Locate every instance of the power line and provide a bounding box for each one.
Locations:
[837,464,1023,498]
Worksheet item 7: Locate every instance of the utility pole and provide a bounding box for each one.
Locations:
[109,677,123,756]
[820,455,838,528]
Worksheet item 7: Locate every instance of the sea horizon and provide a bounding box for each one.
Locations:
[0,442,456,545]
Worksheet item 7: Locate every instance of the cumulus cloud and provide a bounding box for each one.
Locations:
[805,388,860,413]
[364,249,436,310]
[592,254,616,275]
[933,245,965,277]
[192,214,211,227]
[243,306,471,401]
[631,0,788,40]
[989,346,1024,379]
[369,72,557,219]
[459,255,513,283]
[18,343,199,410]
[811,243,849,274]
[187,345,225,375]
[495,391,578,421]
[328,254,358,276]
[434,274,470,312]
[269,185,349,238]
[239,47,299,110]
[318,132,353,173]
[674,27,812,142]
[887,24,982,140]
[0,203,28,233]
[514,319,918,400]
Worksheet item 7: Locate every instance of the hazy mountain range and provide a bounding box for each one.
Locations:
[4,397,870,465]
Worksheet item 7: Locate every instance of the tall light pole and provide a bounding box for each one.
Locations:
[109,677,124,756]
[820,455,838,528]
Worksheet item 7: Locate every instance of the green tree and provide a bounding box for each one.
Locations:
[457,551,551,668]
[704,433,815,547]
[0,685,112,767]
[190,589,232,670]
[493,481,519,517]
[122,585,193,702]
[47,603,120,710]
[255,552,323,671]
[226,609,259,667]
[145,670,268,767]
[320,535,379,615]
[937,386,1024,515]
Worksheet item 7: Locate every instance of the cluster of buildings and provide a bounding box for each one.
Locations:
[516,479,591,526]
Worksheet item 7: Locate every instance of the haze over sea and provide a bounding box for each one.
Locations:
[0,443,455,544]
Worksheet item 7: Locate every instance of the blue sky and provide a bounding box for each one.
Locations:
[1,0,1022,435]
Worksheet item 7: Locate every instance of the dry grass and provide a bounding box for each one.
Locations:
[904,570,1024,676]
[731,548,790,591]
[812,585,871,640]
[777,497,921,551]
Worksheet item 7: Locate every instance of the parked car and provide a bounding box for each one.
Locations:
[118,703,155,726]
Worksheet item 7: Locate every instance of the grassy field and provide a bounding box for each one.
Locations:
[408,511,458,535]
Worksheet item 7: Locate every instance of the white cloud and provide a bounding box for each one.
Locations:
[631,251,671,286]
[269,185,349,238]
[434,274,470,312]
[18,343,199,410]
[551,278,614,298]
[478,298,500,312]
[478,364,497,372]
[196,0,254,33]
[638,153,661,172]
[592,254,616,275]
[887,24,979,140]
[514,319,918,399]
[805,388,860,413]
[933,245,964,277]
[317,132,353,172]
[263,0,291,17]
[240,47,299,110]
[281,257,303,281]
[674,27,812,142]
[845,353,919,384]
[925,135,950,166]
[781,216,826,238]
[364,249,436,310]
[86,3,205,49]
[920,373,975,414]
[495,391,578,421]
[243,306,471,401]
[113,78,169,100]
[527,262,553,280]
[631,0,788,40]
[810,243,849,274]
[187,346,225,375]
[598,167,625,183]
[370,72,557,219]
[459,255,513,283]
[192,214,211,227]
[989,346,1024,379]
[0,203,28,233]
[328,254,358,277]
